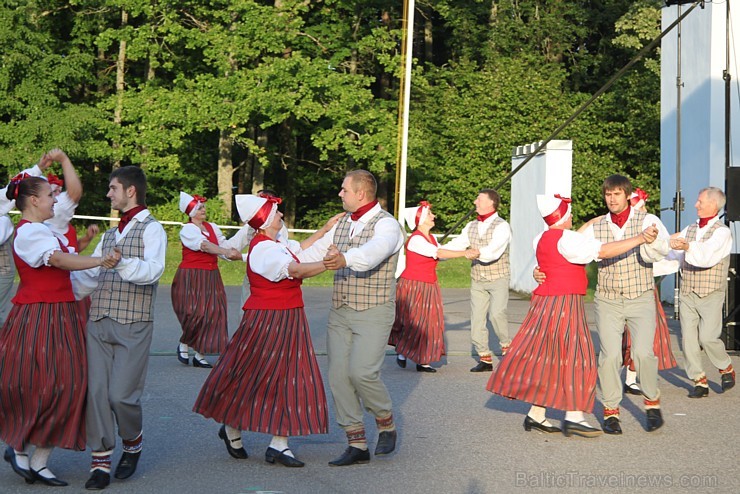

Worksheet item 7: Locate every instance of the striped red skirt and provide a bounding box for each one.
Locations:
[388,278,446,364]
[622,288,677,371]
[487,294,597,412]
[193,308,328,437]
[0,302,87,450]
[171,267,228,354]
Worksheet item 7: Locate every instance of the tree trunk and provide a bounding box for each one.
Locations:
[424,12,433,63]
[110,8,127,223]
[218,130,234,218]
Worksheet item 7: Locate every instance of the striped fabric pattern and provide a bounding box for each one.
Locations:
[388,278,446,364]
[593,211,654,300]
[680,222,731,297]
[0,302,87,450]
[487,294,597,412]
[467,217,510,282]
[0,240,12,277]
[194,308,328,436]
[622,288,677,370]
[332,211,401,311]
[171,267,228,353]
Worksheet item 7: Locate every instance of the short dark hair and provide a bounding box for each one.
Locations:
[110,166,147,206]
[479,188,500,211]
[6,176,48,211]
[601,174,632,197]
[346,170,377,200]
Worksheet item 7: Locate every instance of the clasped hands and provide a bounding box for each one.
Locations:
[323,245,347,270]
[100,248,122,269]
[640,224,659,244]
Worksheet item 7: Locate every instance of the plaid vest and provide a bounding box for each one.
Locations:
[680,222,730,297]
[593,210,653,300]
[332,209,401,311]
[0,237,13,276]
[90,216,159,323]
[467,217,510,282]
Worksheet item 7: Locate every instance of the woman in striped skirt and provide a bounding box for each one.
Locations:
[194,194,330,467]
[389,201,472,372]
[0,173,119,486]
[487,194,652,437]
[172,192,246,368]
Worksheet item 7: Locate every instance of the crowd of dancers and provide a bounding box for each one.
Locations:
[0,150,735,489]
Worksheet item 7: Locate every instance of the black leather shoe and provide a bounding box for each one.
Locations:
[470,361,493,372]
[328,447,370,466]
[602,416,622,435]
[646,408,664,432]
[688,385,709,398]
[623,383,642,395]
[396,356,406,368]
[523,416,561,433]
[177,346,189,365]
[416,364,437,373]
[563,420,602,438]
[85,469,110,490]
[31,467,68,486]
[375,430,397,455]
[218,425,248,459]
[3,447,34,482]
[265,447,304,467]
[721,372,736,391]
[192,356,213,368]
[114,451,140,479]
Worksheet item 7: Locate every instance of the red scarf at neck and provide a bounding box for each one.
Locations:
[698,215,717,228]
[477,211,495,222]
[609,208,630,229]
[350,200,378,221]
[118,205,147,233]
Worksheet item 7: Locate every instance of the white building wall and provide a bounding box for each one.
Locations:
[510,140,573,293]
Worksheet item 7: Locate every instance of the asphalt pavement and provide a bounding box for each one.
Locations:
[1,286,738,493]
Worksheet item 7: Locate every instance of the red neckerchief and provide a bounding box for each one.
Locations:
[698,215,716,228]
[350,200,378,221]
[477,211,495,222]
[118,205,147,233]
[609,207,630,229]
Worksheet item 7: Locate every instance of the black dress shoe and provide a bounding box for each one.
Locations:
[328,447,370,466]
[688,385,709,398]
[562,420,602,438]
[416,364,437,373]
[265,447,304,467]
[623,383,642,395]
[114,451,140,479]
[470,361,493,372]
[177,346,189,365]
[218,425,248,459]
[192,356,213,368]
[523,416,561,433]
[602,416,622,435]
[396,356,406,368]
[721,373,736,391]
[375,430,397,455]
[3,447,34,482]
[646,408,664,432]
[85,469,110,490]
[31,467,68,486]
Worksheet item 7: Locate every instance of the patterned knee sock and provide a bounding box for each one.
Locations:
[720,364,735,379]
[375,413,396,433]
[694,375,709,388]
[604,407,620,420]
[122,432,143,454]
[644,395,661,410]
[479,354,493,364]
[345,425,367,451]
[91,451,113,473]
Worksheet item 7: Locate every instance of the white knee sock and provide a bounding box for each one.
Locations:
[565,411,585,423]
[30,446,53,476]
[225,425,243,449]
[178,342,188,354]
[625,369,638,386]
[13,447,31,470]
[269,436,293,457]
[527,405,551,425]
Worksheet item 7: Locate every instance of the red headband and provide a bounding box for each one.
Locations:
[415,200,431,227]
[543,194,571,226]
[46,173,64,188]
[630,188,649,207]
[185,194,207,215]
[9,172,32,199]
[248,196,281,229]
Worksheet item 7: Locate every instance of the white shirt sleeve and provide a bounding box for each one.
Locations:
[222,224,254,252]
[179,223,207,251]
[477,219,512,263]
[639,213,670,262]
[248,239,295,281]
[70,235,104,299]
[557,229,603,264]
[343,216,404,272]
[14,222,61,268]
[297,227,336,263]
[46,191,77,232]
[111,212,167,285]
[685,221,733,268]
[0,216,13,245]
[407,234,438,258]
[443,222,472,251]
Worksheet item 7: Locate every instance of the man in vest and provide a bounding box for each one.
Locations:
[669,187,734,398]
[75,166,167,490]
[300,169,404,466]
[444,189,512,372]
[581,175,669,434]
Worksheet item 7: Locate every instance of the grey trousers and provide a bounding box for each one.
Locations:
[470,278,510,357]
[595,290,659,408]
[680,289,732,380]
[240,276,250,309]
[86,318,154,452]
[0,271,15,325]
[327,303,394,430]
